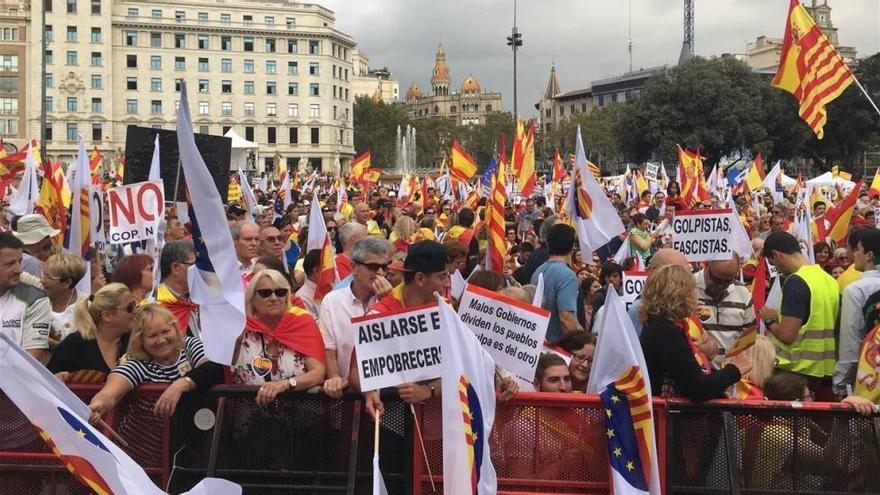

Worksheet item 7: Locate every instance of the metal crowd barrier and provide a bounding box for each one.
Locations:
[2,386,880,495]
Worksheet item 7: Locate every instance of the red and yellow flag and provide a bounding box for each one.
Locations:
[677,145,705,207]
[88,146,102,185]
[115,156,125,183]
[511,120,524,177]
[314,233,337,301]
[35,159,68,235]
[869,168,880,198]
[745,153,766,192]
[552,147,567,182]
[824,180,862,244]
[450,140,477,183]
[771,0,854,139]
[517,122,536,197]
[350,150,371,179]
[485,156,507,273]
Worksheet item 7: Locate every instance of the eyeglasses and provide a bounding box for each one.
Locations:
[572,353,593,364]
[327,226,338,231]
[256,288,289,298]
[354,260,389,272]
[118,301,138,314]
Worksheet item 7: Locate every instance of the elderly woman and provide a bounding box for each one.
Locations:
[88,305,220,421]
[48,283,135,380]
[232,269,326,406]
[111,253,154,303]
[41,253,88,347]
[639,264,751,402]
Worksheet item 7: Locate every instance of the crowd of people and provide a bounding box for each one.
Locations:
[1,169,878,436]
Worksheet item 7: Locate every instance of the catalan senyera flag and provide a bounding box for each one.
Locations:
[771,0,855,139]
[350,150,371,180]
[88,146,102,185]
[745,153,766,192]
[307,191,337,301]
[450,139,478,184]
[824,180,862,244]
[869,168,880,198]
[517,122,536,197]
[36,159,69,235]
[485,158,506,274]
[62,135,92,294]
[586,290,661,495]
[552,147,567,183]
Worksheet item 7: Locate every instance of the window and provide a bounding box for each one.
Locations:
[288,61,298,75]
[332,105,337,119]
[174,34,185,49]
[197,58,208,71]
[286,17,296,29]
[310,127,319,144]
[92,122,102,141]
[309,104,319,118]
[266,60,276,74]
[243,37,253,52]
[198,12,208,23]
[267,126,276,144]
[90,0,100,14]
[266,103,276,116]
[266,38,276,52]
[45,123,52,141]
[309,83,319,96]
[89,27,100,43]
[90,74,101,89]
[174,11,184,22]
[126,77,137,90]
[44,96,53,112]
[221,36,231,51]
[150,55,161,69]
[197,35,208,50]
[221,102,231,116]
[288,127,298,143]
[174,56,185,70]
[0,97,17,113]
[309,40,320,54]
[0,119,18,136]
[221,80,232,93]
[287,39,298,53]
[174,79,182,91]
[91,97,101,112]
[221,58,232,72]
[265,16,274,26]
[90,51,101,66]
[66,123,78,141]
[150,32,161,47]
[0,77,18,92]
[45,0,52,13]
[46,50,53,64]
[66,26,77,42]
[67,0,76,14]
[126,54,137,68]
[199,125,209,134]
[67,97,77,111]
[45,73,53,87]
[243,59,254,73]
[151,9,161,19]
[287,82,298,95]
[287,103,298,117]
[220,13,230,25]
[0,55,17,71]
[151,100,162,115]
[243,81,254,94]
[125,31,136,46]
[66,50,77,65]
[197,102,208,115]
[309,62,319,75]
[243,15,253,26]
[266,82,276,95]
[150,78,161,91]
[126,7,138,18]
[45,25,53,42]
[244,102,254,116]
[198,79,208,93]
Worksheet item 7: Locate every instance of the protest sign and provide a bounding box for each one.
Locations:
[352,304,443,392]
[457,284,550,385]
[107,180,165,244]
[644,163,659,181]
[672,208,734,262]
[622,271,648,312]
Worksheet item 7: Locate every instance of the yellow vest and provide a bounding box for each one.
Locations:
[773,264,838,378]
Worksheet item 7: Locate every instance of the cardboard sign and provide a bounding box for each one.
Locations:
[352,304,443,392]
[107,180,165,244]
[622,271,648,312]
[672,209,734,262]
[644,163,659,181]
[457,284,550,385]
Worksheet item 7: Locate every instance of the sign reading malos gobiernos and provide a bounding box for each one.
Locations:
[672,208,733,262]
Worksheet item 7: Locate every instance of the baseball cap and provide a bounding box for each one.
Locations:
[403,240,447,274]
[13,214,60,245]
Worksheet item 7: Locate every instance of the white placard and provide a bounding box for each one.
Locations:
[352,304,442,392]
[457,284,550,385]
[644,163,659,181]
[622,271,648,312]
[107,180,165,245]
[672,208,734,262]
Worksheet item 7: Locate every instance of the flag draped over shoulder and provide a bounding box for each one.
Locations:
[438,298,498,495]
[586,290,661,495]
[177,82,246,365]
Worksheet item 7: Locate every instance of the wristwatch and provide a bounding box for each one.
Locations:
[288,377,298,390]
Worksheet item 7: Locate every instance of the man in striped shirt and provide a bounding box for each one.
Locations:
[695,255,756,369]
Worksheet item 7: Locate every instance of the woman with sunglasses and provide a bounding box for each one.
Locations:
[232,269,326,406]
[48,283,136,382]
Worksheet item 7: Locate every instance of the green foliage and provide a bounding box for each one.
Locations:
[352,96,409,168]
[542,104,626,169]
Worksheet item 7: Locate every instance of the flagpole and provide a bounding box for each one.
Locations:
[409,403,437,492]
[852,75,880,119]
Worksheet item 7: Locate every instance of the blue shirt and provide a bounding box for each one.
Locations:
[531,260,579,344]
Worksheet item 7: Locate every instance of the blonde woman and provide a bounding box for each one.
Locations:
[638,264,751,401]
[389,215,417,244]
[88,305,219,421]
[48,283,135,381]
[728,335,775,400]
[41,253,88,347]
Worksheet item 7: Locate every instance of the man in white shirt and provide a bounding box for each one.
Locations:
[319,236,393,398]
[0,232,51,363]
[232,222,260,275]
[295,249,321,318]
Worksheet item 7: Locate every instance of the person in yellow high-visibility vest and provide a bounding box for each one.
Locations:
[760,231,839,400]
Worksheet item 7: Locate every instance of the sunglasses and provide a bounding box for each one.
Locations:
[256,288,289,298]
[355,260,389,272]
[118,301,138,314]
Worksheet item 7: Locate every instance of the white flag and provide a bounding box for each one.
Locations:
[8,145,39,216]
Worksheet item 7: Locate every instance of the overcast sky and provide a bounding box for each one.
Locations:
[321,0,880,118]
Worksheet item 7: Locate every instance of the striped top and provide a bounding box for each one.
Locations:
[112,336,207,388]
[695,270,756,368]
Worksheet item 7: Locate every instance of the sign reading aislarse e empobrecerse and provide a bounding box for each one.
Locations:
[672,208,734,262]
[352,304,442,392]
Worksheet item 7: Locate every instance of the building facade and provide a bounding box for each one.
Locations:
[351,49,398,104]
[403,43,502,126]
[28,0,356,174]
[0,1,27,145]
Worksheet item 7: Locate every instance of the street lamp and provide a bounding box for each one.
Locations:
[506,0,523,119]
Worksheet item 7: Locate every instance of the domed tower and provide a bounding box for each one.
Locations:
[460,75,481,96]
[431,43,451,96]
[405,81,422,102]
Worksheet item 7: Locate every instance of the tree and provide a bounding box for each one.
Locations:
[459,112,515,167]
[352,96,409,169]
[541,104,626,171]
[412,116,461,169]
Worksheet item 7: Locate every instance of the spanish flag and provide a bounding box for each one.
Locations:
[824,180,862,244]
[450,139,477,183]
[771,0,854,139]
[115,156,125,183]
[869,168,880,198]
[349,150,371,179]
[551,147,567,183]
[745,153,766,192]
[677,145,704,207]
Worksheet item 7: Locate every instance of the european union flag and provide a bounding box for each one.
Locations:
[600,384,648,491]
[481,159,497,188]
[188,202,215,273]
[58,407,113,456]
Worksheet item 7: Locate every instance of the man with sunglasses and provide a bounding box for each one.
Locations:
[258,225,285,262]
[695,255,756,368]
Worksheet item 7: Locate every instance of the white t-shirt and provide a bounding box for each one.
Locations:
[318,286,376,380]
[0,282,51,350]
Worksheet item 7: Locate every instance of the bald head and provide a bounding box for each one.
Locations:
[647,248,689,270]
[707,257,739,279]
[751,238,764,255]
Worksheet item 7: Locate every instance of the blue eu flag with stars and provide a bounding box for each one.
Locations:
[600,384,648,491]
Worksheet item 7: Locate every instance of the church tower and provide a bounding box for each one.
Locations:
[806,1,839,46]
[431,43,451,96]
